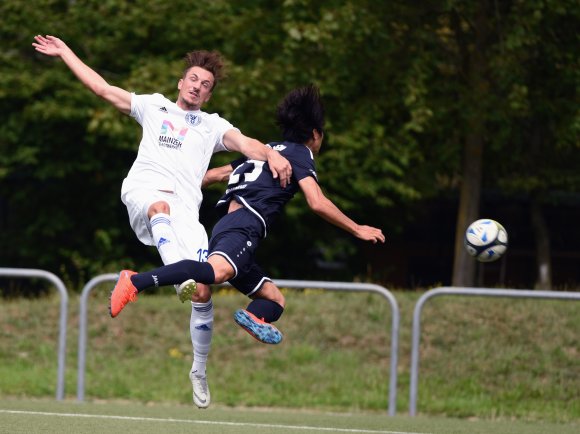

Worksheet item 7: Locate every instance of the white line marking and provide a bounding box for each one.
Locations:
[0,409,430,434]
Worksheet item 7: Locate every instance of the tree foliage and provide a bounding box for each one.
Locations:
[0,0,578,290]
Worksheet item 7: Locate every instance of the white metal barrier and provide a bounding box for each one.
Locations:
[76,275,400,415]
[409,286,580,416]
[0,268,69,400]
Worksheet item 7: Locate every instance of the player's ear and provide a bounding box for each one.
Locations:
[178,78,183,90]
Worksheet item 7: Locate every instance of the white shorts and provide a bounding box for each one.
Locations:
[121,188,209,261]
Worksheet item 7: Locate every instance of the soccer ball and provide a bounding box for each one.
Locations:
[464,219,508,262]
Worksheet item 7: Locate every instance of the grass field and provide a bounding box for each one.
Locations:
[0,285,578,430]
[1,398,578,434]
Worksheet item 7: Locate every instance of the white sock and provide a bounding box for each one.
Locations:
[190,300,213,377]
[150,213,181,265]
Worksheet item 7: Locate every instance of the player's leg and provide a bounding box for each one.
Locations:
[231,266,285,345]
[184,242,240,402]
[109,260,222,318]
[206,212,285,344]
[109,253,231,317]
[112,189,180,317]
[147,192,182,265]
[186,256,236,409]
[171,201,209,302]
[112,191,206,317]
[248,281,286,318]
[120,187,182,265]
[171,212,215,409]
[188,282,212,409]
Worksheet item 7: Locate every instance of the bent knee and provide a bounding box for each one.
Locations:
[148,200,170,218]
[257,282,285,308]
[207,255,234,283]
[191,283,212,303]
[274,291,286,308]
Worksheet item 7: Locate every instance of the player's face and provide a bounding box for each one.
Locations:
[177,66,214,110]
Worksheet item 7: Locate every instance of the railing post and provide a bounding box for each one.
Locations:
[0,268,69,400]
[409,286,580,416]
[77,273,118,402]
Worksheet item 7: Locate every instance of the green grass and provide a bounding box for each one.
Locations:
[0,287,578,423]
[1,398,579,434]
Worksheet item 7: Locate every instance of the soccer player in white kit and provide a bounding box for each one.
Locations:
[32,35,292,409]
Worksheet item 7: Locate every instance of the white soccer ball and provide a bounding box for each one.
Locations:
[464,219,508,262]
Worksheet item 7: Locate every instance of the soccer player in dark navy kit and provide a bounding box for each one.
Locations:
[111,85,385,346]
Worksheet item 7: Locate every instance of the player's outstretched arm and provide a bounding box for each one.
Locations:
[32,35,131,114]
[202,164,233,188]
[299,177,385,244]
[222,129,292,187]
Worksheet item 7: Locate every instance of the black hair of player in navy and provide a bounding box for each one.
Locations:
[276,84,325,144]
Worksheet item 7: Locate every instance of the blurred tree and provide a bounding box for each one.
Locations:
[486,0,580,289]
[209,1,428,281]
[0,0,578,292]
[0,0,234,289]
[378,0,580,287]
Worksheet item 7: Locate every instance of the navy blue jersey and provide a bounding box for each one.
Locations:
[216,142,318,237]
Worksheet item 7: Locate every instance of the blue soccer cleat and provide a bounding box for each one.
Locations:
[234,309,283,344]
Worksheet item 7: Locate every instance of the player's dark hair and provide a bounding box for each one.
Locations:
[276,84,325,144]
[183,50,226,90]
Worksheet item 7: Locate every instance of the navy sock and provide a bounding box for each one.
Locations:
[131,259,215,292]
[246,299,284,323]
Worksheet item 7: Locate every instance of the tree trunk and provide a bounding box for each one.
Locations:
[531,195,552,290]
[452,134,483,286]
[451,5,490,287]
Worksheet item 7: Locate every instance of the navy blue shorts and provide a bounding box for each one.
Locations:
[208,208,272,296]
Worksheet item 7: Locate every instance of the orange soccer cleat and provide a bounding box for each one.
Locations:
[109,270,138,318]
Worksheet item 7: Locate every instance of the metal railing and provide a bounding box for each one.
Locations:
[77,273,118,402]
[271,279,400,416]
[409,286,580,416]
[0,268,69,400]
[76,275,400,415]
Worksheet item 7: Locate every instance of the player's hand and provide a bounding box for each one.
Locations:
[267,150,292,188]
[32,35,68,57]
[355,225,386,244]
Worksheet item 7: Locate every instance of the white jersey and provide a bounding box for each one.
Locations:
[121,93,237,215]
